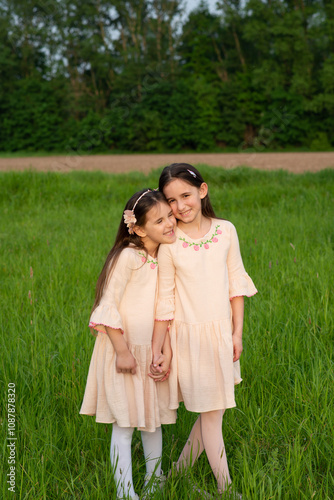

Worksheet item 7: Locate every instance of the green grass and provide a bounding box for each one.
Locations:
[0,166,333,499]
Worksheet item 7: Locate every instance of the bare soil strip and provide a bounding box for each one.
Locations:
[0,152,333,174]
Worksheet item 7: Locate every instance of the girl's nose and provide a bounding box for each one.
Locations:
[177,200,185,212]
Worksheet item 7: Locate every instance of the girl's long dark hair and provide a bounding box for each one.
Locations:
[92,189,167,313]
[159,163,216,218]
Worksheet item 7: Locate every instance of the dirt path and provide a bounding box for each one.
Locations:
[0,152,333,174]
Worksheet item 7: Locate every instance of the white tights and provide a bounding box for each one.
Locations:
[176,410,231,492]
[110,424,162,498]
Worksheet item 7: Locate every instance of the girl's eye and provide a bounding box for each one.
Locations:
[168,199,175,204]
[156,219,162,224]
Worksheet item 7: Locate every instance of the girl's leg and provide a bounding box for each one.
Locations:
[200,410,231,492]
[110,424,136,498]
[141,428,164,496]
[176,416,204,471]
[141,427,162,477]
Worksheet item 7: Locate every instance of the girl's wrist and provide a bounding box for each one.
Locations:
[153,350,163,362]
[115,344,130,356]
[232,330,243,338]
[162,345,172,356]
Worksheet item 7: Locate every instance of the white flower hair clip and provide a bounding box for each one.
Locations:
[123,189,151,234]
[187,169,196,178]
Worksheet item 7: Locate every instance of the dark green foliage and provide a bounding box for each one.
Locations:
[0,0,334,152]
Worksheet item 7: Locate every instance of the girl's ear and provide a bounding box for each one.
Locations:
[133,225,146,238]
[199,182,208,199]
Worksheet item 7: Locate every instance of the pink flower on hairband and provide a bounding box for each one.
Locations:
[123,210,136,234]
[123,189,152,234]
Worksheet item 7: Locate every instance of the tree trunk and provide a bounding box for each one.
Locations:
[232,26,246,71]
[212,38,229,81]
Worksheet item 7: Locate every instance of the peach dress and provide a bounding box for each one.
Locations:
[155,219,257,412]
[80,247,176,432]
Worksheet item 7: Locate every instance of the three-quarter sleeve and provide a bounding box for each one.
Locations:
[227,223,258,300]
[89,248,135,333]
[155,244,176,321]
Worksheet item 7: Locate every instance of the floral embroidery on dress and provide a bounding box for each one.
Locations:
[138,252,158,269]
[179,225,222,251]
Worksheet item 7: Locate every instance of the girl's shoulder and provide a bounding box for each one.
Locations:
[114,246,141,270]
[121,246,140,257]
[214,218,237,233]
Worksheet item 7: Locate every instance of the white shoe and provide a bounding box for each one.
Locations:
[190,482,215,499]
[142,471,166,498]
[116,494,139,500]
[218,486,242,499]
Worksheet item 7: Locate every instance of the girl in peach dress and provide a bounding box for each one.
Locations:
[80,189,176,499]
[151,164,257,497]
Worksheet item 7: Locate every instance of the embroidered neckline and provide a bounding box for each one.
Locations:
[179,224,222,251]
[138,252,158,268]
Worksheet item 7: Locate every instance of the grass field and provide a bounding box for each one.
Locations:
[0,166,333,499]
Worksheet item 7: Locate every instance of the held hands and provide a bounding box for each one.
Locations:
[116,349,137,375]
[149,353,171,382]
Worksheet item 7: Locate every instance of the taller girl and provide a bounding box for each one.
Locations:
[152,164,257,496]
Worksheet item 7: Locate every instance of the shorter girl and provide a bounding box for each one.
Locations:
[152,164,257,497]
[80,189,176,499]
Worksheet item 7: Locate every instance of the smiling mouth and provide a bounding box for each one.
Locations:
[164,229,174,236]
[179,209,191,216]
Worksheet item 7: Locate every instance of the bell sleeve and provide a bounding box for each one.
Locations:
[155,244,176,321]
[227,223,258,300]
[89,248,135,334]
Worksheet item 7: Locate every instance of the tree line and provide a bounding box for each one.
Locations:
[0,0,333,153]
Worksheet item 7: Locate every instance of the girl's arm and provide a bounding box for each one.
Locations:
[152,320,169,365]
[152,243,176,370]
[230,296,244,362]
[90,249,137,374]
[106,327,137,374]
[226,223,257,362]
[162,328,172,363]
[150,325,172,379]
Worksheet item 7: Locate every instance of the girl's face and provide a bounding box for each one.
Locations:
[163,179,208,224]
[139,201,176,246]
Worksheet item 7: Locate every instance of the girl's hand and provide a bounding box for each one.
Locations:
[150,368,170,382]
[105,327,136,374]
[232,334,243,362]
[116,350,137,374]
[148,354,171,381]
[230,297,244,362]
[150,353,165,374]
